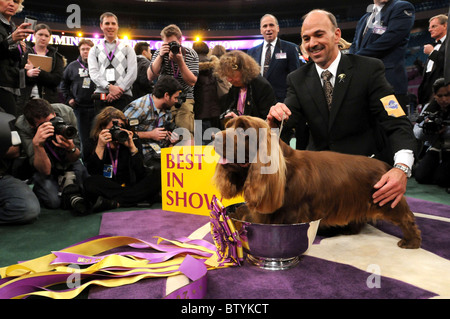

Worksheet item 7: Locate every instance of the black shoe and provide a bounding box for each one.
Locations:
[92,196,118,213]
[70,195,88,215]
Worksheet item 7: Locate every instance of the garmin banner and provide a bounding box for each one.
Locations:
[25,34,263,51]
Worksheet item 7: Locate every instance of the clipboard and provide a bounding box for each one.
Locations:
[28,54,53,72]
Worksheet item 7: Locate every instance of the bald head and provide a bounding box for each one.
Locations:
[301,10,341,69]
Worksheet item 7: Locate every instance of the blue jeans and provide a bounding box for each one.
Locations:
[0,175,40,224]
[32,160,89,209]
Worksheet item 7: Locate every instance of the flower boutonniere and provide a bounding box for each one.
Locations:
[338,73,346,83]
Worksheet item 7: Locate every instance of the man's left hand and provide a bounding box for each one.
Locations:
[52,134,74,152]
[373,168,408,208]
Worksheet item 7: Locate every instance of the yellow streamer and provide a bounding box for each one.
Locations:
[0,234,227,299]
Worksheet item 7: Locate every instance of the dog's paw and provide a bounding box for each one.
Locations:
[397,238,421,249]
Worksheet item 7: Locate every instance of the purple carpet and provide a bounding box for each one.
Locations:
[88,198,449,299]
[376,198,450,260]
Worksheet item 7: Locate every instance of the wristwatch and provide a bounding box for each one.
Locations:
[394,164,411,178]
[106,84,111,90]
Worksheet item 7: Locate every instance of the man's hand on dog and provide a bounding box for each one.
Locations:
[373,168,408,208]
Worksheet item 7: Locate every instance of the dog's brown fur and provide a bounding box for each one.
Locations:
[213,116,421,249]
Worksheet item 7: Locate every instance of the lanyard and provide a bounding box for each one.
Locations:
[32,47,48,55]
[106,143,120,176]
[104,40,118,62]
[170,60,180,78]
[76,58,88,71]
[45,141,62,162]
[150,95,168,128]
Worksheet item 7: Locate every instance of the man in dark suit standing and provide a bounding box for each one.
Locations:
[445,7,450,84]
[418,14,447,105]
[247,14,300,103]
[267,9,417,209]
[350,0,415,113]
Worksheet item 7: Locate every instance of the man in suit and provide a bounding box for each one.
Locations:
[418,14,447,105]
[445,7,450,84]
[267,9,417,209]
[247,14,300,103]
[350,0,415,113]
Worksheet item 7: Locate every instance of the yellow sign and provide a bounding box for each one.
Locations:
[161,145,244,216]
[380,95,406,118]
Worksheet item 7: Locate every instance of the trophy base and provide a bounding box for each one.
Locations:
[246,254,300,270]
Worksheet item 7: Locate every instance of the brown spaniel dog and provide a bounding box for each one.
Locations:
[213,116,421,249]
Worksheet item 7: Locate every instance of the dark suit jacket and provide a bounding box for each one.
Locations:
[247,38,300,102]
[350,0,415,96]
[445,6,450,84]
[418,36,447,105]
[284,54,417,164]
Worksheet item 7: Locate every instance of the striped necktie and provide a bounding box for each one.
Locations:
[263,43,272,77]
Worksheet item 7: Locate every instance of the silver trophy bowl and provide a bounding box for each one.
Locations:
[226,203,321,270]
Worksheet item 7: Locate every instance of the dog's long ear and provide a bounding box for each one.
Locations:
[212,164,241,199]
[243,126,286,213]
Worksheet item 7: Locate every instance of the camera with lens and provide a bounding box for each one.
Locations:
[160,121,181,148]
[419,111,449,135]
[49,116,77,140]
[219,107,239,120]
[175,90,187,109]
[168,41,181,54]
[109,120,129,143]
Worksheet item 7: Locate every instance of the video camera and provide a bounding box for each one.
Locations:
[49,116,77,140]
[418,111,450,135]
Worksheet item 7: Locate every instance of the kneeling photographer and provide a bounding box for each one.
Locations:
[1,109,40,224]
[413,78,450,191]
[124,76,186,170]
[83,106,160,213]
[15,99,88,214]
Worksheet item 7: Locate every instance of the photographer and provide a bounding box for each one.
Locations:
[147,24,199,135]
[123,76,184,169]
[414,78,450,190]
[0,109,40,224]
[83,106,161,212]
[14,99,88,214]
[0,0,34,116]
